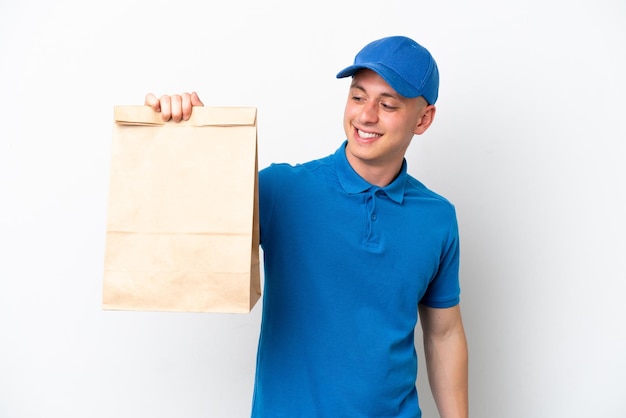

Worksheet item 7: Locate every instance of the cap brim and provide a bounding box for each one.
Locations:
[336,65,362,79]
[336,63,420,99]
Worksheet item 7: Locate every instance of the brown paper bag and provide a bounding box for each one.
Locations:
[102,105,261,313]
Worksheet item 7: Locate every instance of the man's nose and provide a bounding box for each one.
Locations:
[359,102,378,124]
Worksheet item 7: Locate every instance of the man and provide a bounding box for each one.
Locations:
[146,36,468,418]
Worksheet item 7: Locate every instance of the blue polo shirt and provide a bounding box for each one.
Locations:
[252,141,460,417]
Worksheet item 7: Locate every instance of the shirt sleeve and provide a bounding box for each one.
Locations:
[419,206,461,308]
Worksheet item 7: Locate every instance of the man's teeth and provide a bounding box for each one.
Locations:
[358,129,381,139]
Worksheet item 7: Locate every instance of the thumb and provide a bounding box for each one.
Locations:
[190,91,204,107]
[144,93,161,111]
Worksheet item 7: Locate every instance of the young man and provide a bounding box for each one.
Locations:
[146,36,468,418]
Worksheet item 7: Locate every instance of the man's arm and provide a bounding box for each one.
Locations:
[418,303,469,418]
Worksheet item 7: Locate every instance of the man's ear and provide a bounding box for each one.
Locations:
[414,105,436,135]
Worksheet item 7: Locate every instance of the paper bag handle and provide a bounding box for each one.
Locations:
[114,106,257,127]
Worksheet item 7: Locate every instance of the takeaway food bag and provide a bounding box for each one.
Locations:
[102,106,261,313]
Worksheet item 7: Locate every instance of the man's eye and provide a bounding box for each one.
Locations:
[381,103,398,110]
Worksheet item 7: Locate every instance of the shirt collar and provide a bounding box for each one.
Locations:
[334,141,407,204]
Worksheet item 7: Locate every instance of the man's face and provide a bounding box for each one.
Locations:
[343,69,432,182]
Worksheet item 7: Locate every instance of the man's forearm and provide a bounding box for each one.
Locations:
[423,323,469,417]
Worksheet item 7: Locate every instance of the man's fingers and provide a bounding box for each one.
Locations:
[170,94,183,122]
[144,92,203,122]
[180,92,204,121]
[181,93,192,121]
[159,95,172,121]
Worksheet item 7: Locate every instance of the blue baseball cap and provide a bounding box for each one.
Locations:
[336,36,439,104]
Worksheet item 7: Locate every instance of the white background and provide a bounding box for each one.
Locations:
[1,0,625,417]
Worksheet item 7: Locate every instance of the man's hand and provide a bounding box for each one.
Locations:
[144,92,204,122]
